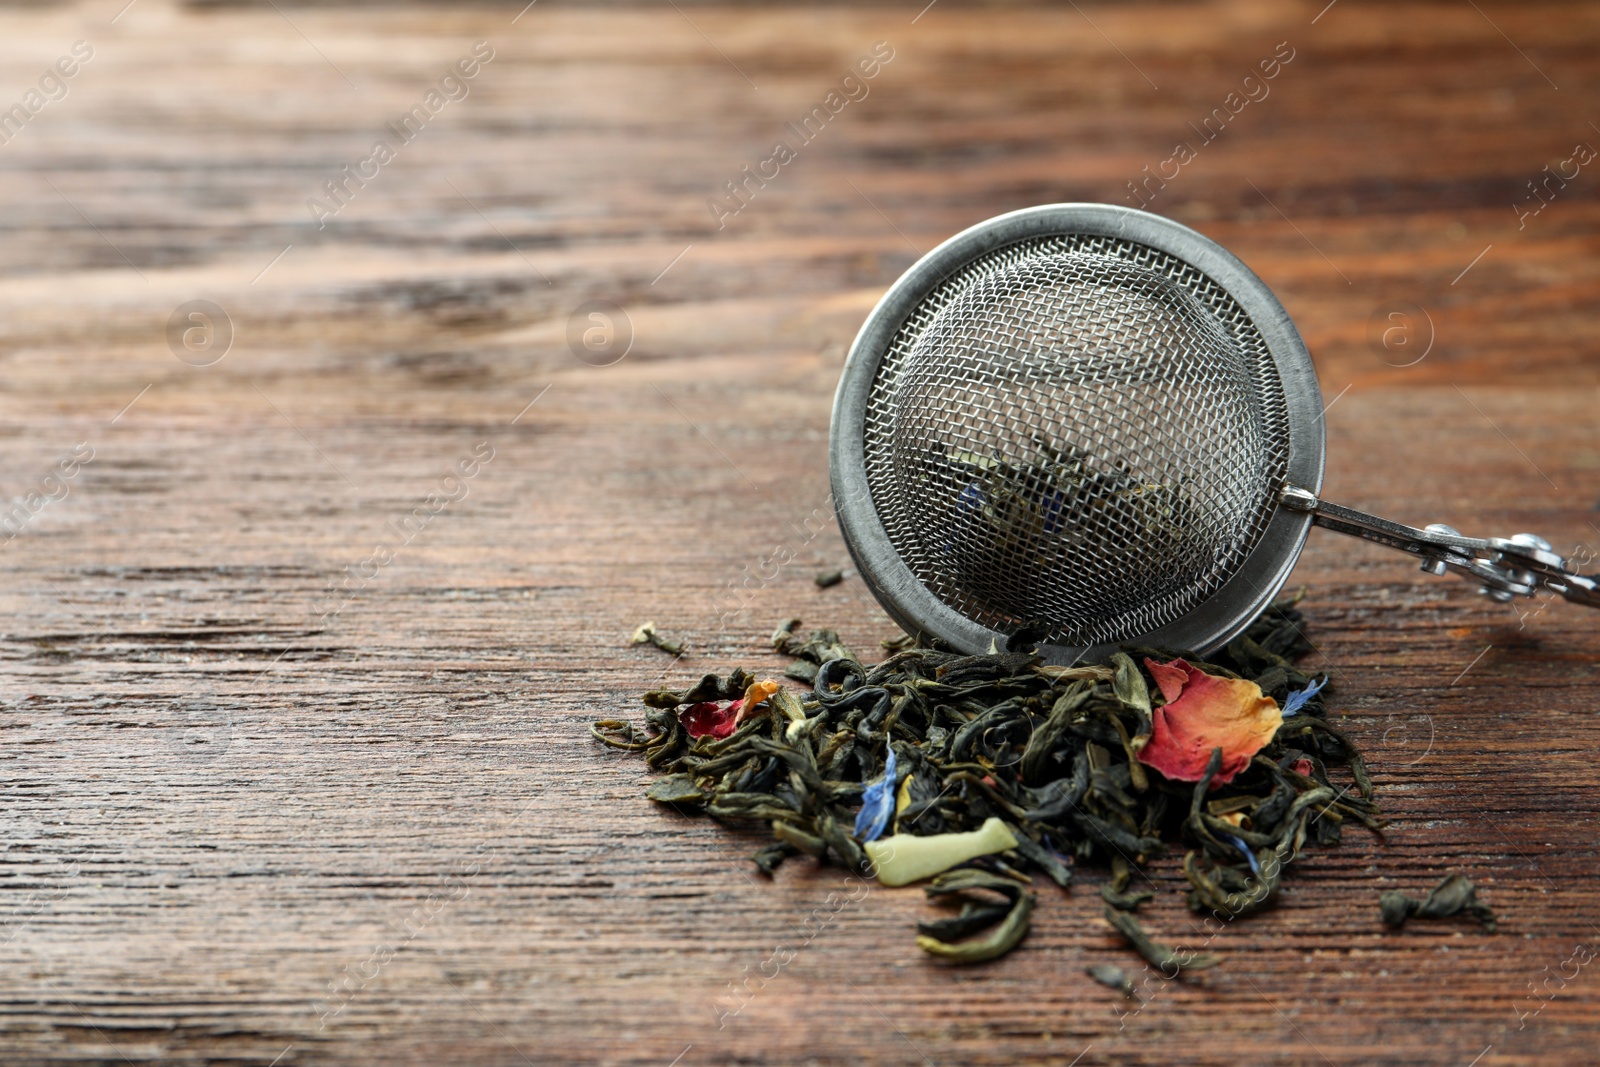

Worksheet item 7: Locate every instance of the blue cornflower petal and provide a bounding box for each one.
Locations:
[1040,490,1065,535]
[853,745,897,843]
[1222,833,1261,878]
[1281,676,1328,717]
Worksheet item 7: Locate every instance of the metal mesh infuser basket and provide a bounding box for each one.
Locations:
[829,204,1598,664]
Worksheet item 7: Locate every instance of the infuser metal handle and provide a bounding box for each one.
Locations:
[1280,485,1600,609]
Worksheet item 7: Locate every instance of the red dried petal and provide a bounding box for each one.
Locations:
[1145,658,1190,705]
[681,700,740,740]
[1289,758,1315,778]
[1135,658,1283,788]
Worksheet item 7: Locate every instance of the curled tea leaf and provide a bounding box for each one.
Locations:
[1102,905,1219,974]
[591,719,653,751]
[1380,874,1496,932]
[629,620,684,656]
[916,869,1035,964]
[1086,961,1136,996]
[1100,884,1155,912]
[751,841,798,876]
[646,773,704,805]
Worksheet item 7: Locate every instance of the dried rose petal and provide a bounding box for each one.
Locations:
[1135,658,1282,787]
[680,700,741,740]
[1289,757,1315,778]
[680,680,783,740]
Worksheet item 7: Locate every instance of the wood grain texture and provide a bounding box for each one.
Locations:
[0,0,1597,1064]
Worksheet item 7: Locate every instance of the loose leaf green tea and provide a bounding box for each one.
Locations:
[594,598,1386,970]
[629,620,684,657]
[1086,961,1137,997]
[1380,874,1497,932]
[915,868,1036,963]
[1103,902,1220,973]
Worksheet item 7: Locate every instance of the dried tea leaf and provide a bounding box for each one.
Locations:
[1102,905,1219,974]
[1035,664,1115,683]
[646,773,704,805]
[916,901,1013,941]
[1086,962,1136,996]
[1100,884,1155,912]
[751,841,798,876]
[1380,874,1496,932]
[916,869,1035,964]
[1111,652,1152,718]
[629,620,684,656]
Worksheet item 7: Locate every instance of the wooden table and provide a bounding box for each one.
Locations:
[0,1,1596,1063]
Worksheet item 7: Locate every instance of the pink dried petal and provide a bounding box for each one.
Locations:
[1135,658,1283,788]
[680,700,740,740]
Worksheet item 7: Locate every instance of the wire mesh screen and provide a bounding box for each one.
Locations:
[860,234,1293,647]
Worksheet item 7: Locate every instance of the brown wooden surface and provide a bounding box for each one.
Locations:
[0,1,1597,1064]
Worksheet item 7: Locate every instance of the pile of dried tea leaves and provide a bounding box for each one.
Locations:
[593,598,1384,970]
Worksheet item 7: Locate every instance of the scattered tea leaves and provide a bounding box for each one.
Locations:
[815,568,844,588]
[596,599,1381,971]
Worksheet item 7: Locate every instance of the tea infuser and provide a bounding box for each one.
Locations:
[829,203,1598,664]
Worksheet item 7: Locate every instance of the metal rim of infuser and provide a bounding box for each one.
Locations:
[829,203,1327,665]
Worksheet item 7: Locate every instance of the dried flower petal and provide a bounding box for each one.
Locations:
[865,817,1019,887]
[1136,658,1282,787]
[894,771,913,825]
[1282,676,1328,717]
[680,700,739,740]
[1221,832,1262,877]
[853,745,897,843]
[680,680,784,739]
[733,679,782,726]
